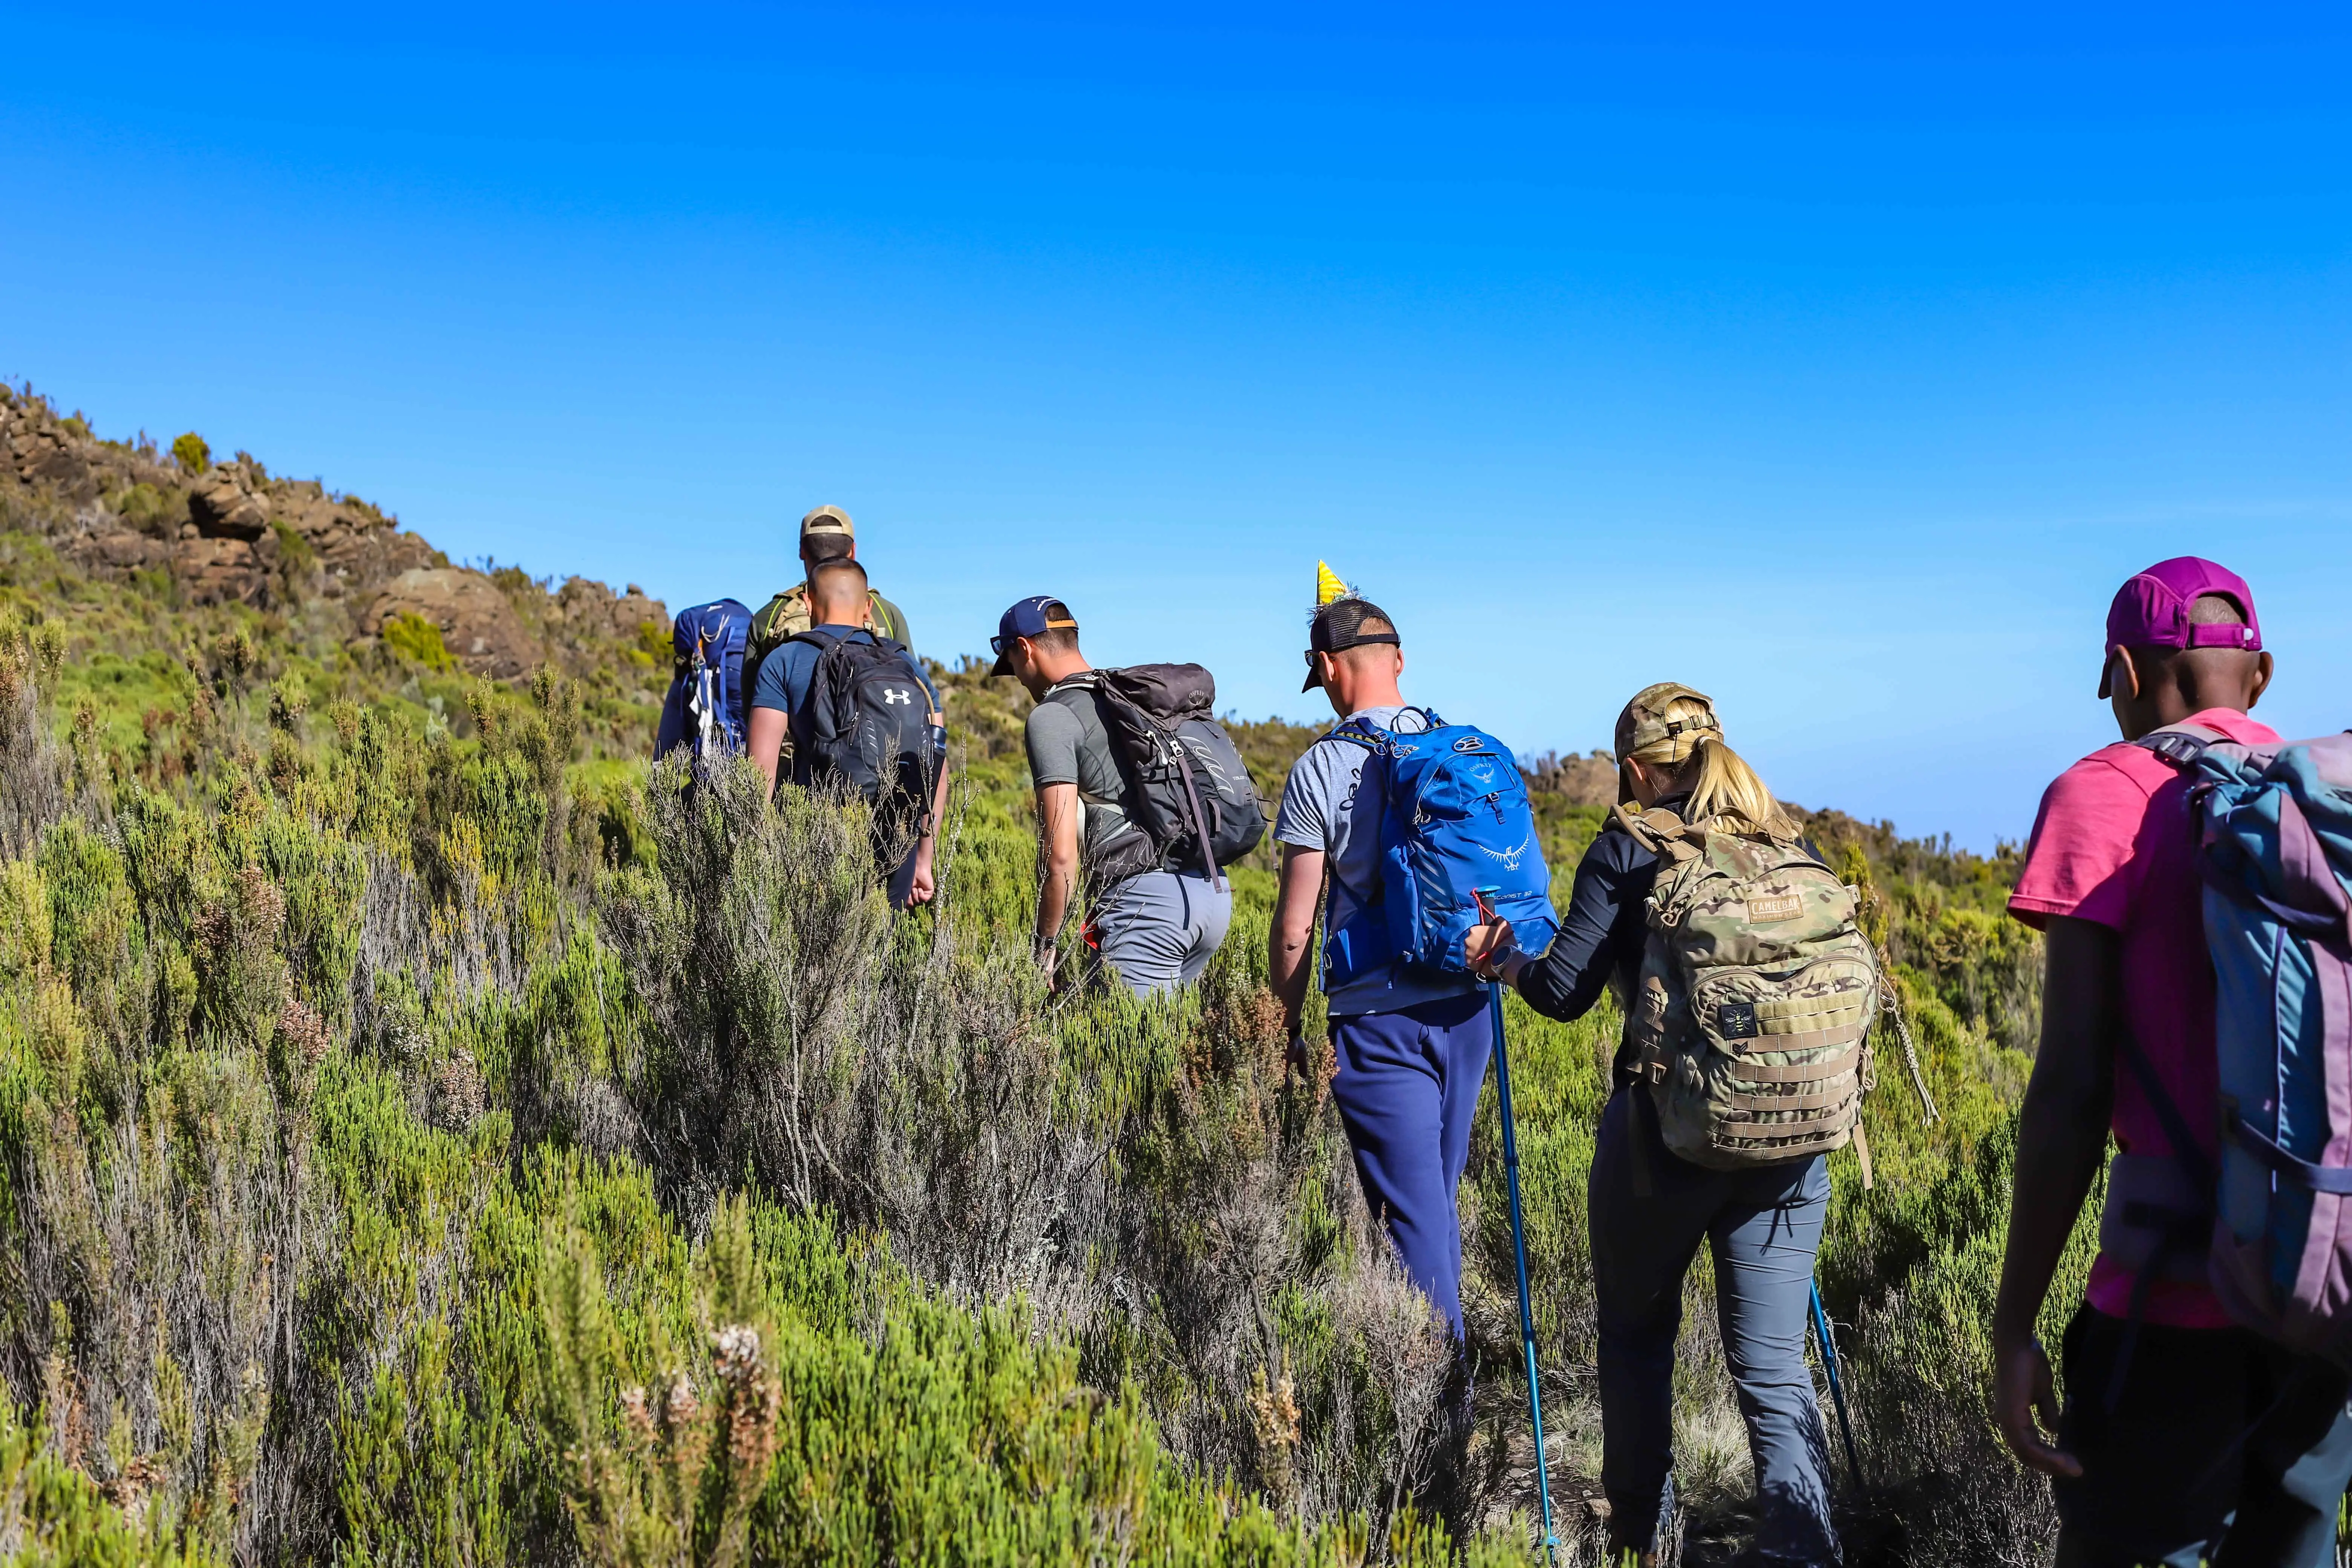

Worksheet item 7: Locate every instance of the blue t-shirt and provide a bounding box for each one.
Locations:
[750,626,938,718]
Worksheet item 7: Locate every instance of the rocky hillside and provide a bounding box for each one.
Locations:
[0,384,669,747]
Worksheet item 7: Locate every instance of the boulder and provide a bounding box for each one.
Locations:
[363,567,545,679]
[172,536,269,606]
[7,423,92,494]
[190,467,271,540]
[76,530,175,573]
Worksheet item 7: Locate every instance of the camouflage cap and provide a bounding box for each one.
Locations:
[799,504,855,539]
[1614,682,1719,758]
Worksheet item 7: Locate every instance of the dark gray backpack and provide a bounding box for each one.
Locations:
[1057,665,1266,888]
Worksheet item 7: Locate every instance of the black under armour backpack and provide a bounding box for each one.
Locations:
[785,630,943,827]
[1058,664,1266,889]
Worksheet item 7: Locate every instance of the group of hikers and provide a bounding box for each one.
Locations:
[660,521,2352,1568]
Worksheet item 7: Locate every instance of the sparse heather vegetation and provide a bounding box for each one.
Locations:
[0,395,2186,1565]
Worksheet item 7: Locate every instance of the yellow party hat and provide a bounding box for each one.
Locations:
[1315,560,1349,607]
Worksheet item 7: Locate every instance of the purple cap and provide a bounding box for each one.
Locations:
[2098,556,2262,697]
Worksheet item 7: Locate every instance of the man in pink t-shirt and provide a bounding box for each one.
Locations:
[1992,559,2352,1567]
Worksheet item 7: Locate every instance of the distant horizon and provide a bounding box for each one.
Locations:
[7,3,2346,851]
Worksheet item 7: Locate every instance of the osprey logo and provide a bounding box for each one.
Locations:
[1475,833,1531,872]
[881,688,914,705]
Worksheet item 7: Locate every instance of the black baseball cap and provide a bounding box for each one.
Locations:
[1302,598,1401,692]
[989,595,1079,675]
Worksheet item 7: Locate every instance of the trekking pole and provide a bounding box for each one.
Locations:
[1476,892,1559,1565]
[1809,1279,1862,1485]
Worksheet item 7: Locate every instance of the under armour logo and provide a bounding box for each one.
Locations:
[881,688,913,705]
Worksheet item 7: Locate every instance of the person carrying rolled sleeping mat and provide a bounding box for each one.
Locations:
[746,556,949,913]
[1465,684,1852,1568]
[991,594,1263,999]
[1988,557,2352,1568]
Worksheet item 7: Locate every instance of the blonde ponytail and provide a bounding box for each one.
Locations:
[1616,686,1796,839]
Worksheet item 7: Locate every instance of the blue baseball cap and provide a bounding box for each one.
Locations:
[989,596,1079,675]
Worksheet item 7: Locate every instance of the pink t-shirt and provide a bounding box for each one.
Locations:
[2010,706,2280,1330]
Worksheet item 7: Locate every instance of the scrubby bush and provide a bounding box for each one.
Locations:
[170,434,209,475]
[0,564,2196,1565]
[380,612,459,675]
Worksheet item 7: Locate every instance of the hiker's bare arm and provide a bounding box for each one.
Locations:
[1991,914,2120,1480]
[1271,845,1325,1048]
[907,747,952,907]
[1033,782,1081,952]
[747,706,788,790]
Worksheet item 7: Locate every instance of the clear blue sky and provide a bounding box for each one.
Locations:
[6,3,2347,848]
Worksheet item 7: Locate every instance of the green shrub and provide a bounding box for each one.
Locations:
[0,536,2165,1564]
[169,433,209,475]
[381,612,459,674]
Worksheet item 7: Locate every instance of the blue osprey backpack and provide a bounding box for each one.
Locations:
[654,598,751,761]
[1321,708,1559,986]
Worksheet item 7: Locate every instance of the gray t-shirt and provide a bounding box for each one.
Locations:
[1024,683,1138,865]
[1274,704,1477,1016]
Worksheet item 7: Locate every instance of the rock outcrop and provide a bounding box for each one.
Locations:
[1526,748,1620,806]
[361,568,547,680]
[188,466,271,540]
[0,382,663,680]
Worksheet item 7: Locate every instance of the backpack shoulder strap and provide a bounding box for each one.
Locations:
[784,626,844,653]
[1316,707,1439,753]
[1611,801,1700,861]
[2132,722,2230,770]
[1319,718,1384,752]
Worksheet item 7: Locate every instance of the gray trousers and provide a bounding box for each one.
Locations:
[1089,869,1233,998]
[1591,1087,1838,1564]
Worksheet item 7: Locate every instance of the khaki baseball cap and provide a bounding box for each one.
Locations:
[1614,682,1718,757]
[800,504,855,540]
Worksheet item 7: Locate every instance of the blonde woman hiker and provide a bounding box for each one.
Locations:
[1468,685,1846,1567]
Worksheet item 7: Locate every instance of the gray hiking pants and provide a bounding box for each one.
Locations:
[1591,1087,1838,1564]
[1089,869,1233,998]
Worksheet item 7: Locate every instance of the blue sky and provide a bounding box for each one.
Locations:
[5,3,2346,847]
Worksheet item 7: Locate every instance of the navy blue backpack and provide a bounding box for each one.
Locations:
[654,598,752,762]
[1321,708,1560,986]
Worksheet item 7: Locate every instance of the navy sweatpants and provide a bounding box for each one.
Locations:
[1330,991,1491,1338]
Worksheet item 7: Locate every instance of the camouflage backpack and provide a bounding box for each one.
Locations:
[747,582,904,660]
[1617,804,1881,1179]
[743,583,908,741]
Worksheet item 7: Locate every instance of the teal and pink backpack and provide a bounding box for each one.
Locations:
[2109,726,2352,1371]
